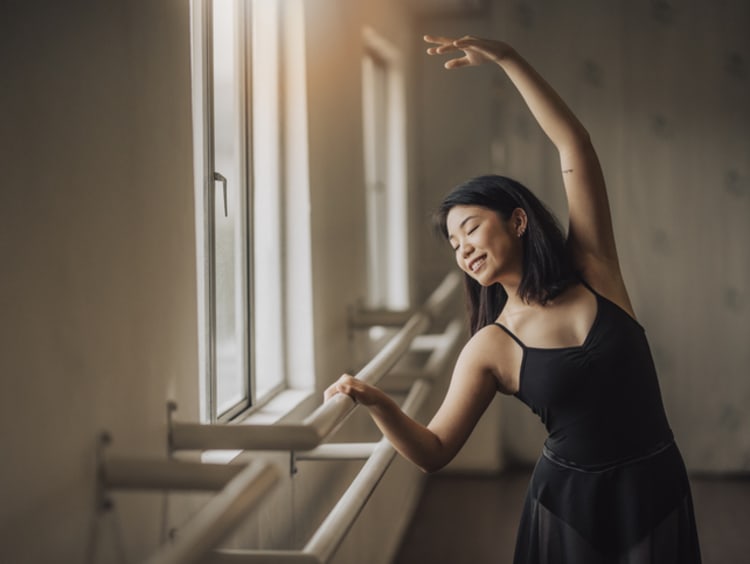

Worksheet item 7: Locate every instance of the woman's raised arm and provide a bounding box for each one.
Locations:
[425,35,623,288]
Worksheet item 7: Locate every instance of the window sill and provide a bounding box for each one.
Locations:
[201,388,317,464]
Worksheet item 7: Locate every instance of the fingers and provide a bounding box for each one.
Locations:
[323,374,359,403]
[427,44,462,56]
[323,383,339,402]
[423,34,462,56]
[444,56,472,70]
[423,34,454,45]
[426,44,461,56]
[424,34,489,69]
[453,36,480,48]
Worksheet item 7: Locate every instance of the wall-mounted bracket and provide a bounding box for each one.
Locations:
[167,400,179,456]
[96,431,115,512]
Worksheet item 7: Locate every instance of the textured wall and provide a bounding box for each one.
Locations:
[416,0,749,472]
[0,1,199,561]
[0,1,428,563]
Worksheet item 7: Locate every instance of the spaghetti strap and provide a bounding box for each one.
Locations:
[578,277,598,297]
[493,322,527,349]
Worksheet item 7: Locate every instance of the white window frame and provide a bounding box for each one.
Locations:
[361,28,410,311]
[190,0,314,423]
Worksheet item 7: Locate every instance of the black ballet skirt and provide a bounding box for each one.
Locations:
[494,282,701,563]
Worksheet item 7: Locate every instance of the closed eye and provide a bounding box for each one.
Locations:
[450,222,479,252]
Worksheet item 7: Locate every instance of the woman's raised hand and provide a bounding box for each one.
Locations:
[324,374,383,406]
[424,35,512,69]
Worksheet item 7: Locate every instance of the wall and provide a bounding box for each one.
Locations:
[1,1,199,562]
[415,0,750,472]
[0,1,434,563]
[5,0,744,562]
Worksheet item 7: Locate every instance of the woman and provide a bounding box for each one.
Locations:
[326,35,701,563]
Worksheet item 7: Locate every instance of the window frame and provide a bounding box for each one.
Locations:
[190,0,314,423]
[191,0,253,423]
[361,27,411,311]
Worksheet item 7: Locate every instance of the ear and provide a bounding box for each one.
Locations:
[511,207,528,237]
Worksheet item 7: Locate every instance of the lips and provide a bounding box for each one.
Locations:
[468,254,487,273]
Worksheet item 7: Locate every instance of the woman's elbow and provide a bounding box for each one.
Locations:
[418,462,443,474]
[416,453,452,474]
[560,126,591,152]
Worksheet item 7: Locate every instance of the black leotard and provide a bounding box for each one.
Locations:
[495,281,701,563]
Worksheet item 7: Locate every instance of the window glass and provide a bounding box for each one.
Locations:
[363,51,390,308]
[251,0,284,401]
[191,0,312,421]
[211,0,250,416]
[362,38,410,311]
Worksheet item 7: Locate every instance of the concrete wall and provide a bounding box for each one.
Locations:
[415,0,750,472]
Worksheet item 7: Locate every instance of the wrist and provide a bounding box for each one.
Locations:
[367,388,398,416]
[493,43,517,64]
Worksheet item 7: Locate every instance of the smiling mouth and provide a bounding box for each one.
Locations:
[468,255,487,273]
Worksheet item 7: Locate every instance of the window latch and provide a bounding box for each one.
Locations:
[213,172,228,217]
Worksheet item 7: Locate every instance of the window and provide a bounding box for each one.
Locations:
[361,29,409,310]
[190,0,313,422]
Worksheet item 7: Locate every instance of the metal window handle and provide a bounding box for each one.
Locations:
[213,172,228,217]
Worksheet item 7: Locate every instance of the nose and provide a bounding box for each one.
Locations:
[460,240,474,258]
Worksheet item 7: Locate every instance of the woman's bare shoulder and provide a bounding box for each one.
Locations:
[458,323,523,394]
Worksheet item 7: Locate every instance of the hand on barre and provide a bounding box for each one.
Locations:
[324,374,386,407]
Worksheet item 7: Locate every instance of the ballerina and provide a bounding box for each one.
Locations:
[326,35,701,563]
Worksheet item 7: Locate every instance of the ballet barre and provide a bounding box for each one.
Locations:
[167,272,461,453]
[204,379,434,564]
[98,271,463,564]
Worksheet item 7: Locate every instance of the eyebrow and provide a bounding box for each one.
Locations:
[448,215,478,240]
[459,215,477,229]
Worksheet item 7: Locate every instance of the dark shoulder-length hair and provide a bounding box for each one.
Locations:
[434,174,577,335]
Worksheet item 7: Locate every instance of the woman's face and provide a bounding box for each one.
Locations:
[446,204,525,287]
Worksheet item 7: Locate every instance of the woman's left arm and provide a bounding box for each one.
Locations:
[426,35,620,280]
